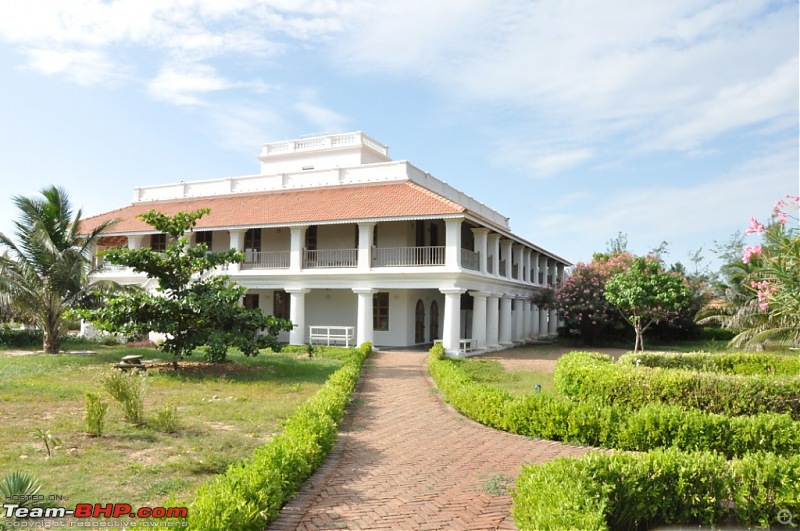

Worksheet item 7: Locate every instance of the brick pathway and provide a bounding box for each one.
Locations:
[269,351,589,531]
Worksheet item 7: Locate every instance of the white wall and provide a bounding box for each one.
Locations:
[317,224,357,250]
[262,227,290,251]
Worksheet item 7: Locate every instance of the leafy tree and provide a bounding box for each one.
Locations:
[555,252,633,344]
[0,186,116,353]
[78,209,292,367]
[604,256,692,352]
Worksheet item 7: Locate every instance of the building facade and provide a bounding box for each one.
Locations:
[81,132,568,357]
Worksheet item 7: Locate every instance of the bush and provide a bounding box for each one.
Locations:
[0,324,43,348]
[428,347,800,458]
[514,449,800,531]
[150,404,179,433]
[699,326,738,341]
[84,392,108,437]
[102,370,147,425]
[618,350,800,375]
[188,342,371,530]
[555,351,800,418]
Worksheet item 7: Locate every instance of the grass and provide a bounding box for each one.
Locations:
[452,358,555,395]
[0,343,342,508]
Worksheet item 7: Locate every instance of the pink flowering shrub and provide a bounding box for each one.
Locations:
[555,253,633,343]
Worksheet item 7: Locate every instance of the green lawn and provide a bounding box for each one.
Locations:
[451,358,555,395]
[0,344,341,508]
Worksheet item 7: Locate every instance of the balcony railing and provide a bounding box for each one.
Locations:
[461,249,480,271]
[498,259,507,277]
[373,246,445,267]
[512,264,519,280]
[242,251,290,270]
[304,249,358,268]
[487,259,494,274]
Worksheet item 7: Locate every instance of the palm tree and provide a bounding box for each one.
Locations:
[0,186,116,353]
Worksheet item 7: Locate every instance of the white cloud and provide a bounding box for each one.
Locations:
[294,101,348,134]
[335,0,798,169]
[146,63,263,105]
[526,140,798,263]
[206,103,287,154]
[24,48,127,86]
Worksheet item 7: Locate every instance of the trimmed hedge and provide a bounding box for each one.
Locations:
[428,345,800,457]
[555,351,800,418]
[514,449,800,530]
[188,342,371,530]
[618,350,800,375]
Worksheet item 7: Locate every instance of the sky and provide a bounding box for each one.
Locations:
[0,0,797,271]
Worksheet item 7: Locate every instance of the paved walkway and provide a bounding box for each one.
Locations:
[269,351,589,531]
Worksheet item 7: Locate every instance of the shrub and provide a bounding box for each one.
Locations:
[514,449,800,531]
[700,326,738,341]
[428,347,800,458]
[556,351,800,418]
[84,392,108,437]
[0,324,43,348]
[102,370,147,425]
[618,350,800,375]
[150,404,179,433]
[188,342,371,530]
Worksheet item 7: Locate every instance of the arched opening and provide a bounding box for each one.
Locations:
[414,299,425,343]
[429,300,440,342]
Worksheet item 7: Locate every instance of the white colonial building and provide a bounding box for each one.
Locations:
[81,132,568,357]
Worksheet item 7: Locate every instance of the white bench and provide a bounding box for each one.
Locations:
[308,326,355,347]
[434,339,479,355]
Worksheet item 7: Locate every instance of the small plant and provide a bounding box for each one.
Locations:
[483,473,514,496]
[150,404,179,433]
[102,369,147,425]
[306,342,315,358]
[32,429,61,457]
[84,392,109,437]
[0,471,43,507]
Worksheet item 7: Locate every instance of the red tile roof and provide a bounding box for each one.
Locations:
[80,182,468,234]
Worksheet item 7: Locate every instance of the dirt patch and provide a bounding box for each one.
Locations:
[475,344,629,372]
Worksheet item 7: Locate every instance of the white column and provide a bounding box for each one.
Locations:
[357,222,375,272]
[523,298,531,339]
[549,308,558,337]
[499,295,513,345]
[488,234,501,277]
[513,298,524,341]
[441,288,466,356]
[487,293,500,349]
[550,260,558,288]
[286,288,310,345]
[512,244,523,281]
[541,257,550,287]
[500,240,513,278]
[444,219,462,270]
[469,291,489,348]
[531,304,541,338]
[539,302,549,337]
[352,288,375,346]
[557,263,565,289]
[289,226,307,272]
[127,235,144,250]
[227,230,244,273]
[532,252,540,285]
[471,228,489,275]
[522,248,531,283]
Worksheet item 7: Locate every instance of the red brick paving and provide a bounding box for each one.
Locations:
[268,351,589,531]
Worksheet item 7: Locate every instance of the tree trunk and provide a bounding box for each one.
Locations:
[634,324,644,353]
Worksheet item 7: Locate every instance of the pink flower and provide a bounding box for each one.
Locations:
[746,217,765,235]
[777,211,788,225]
[742,245,762,263]
[759,302,769,311]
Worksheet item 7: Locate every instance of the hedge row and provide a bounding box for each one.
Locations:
[514,448,800,530]
[0,325,43,347]
[618,350,800,375]
[188,342,371,530]
[427,345,800,458]
[555,351,800,418]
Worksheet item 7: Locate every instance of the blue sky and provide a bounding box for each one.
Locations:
[0,0,797,270]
